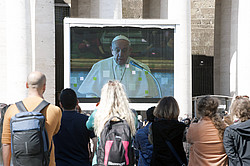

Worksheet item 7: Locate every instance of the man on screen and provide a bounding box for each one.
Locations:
[78,35,159,98]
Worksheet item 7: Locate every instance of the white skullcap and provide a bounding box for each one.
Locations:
[112,35,131,45]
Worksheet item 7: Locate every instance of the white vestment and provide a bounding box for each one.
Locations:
[78,57,159,98]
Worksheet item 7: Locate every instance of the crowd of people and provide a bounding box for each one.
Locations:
[1,70,250,166]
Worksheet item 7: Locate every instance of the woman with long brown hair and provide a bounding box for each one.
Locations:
[187,96,228,165]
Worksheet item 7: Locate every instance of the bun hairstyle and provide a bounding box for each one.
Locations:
[197,96,226,140]
[197,96,219,117]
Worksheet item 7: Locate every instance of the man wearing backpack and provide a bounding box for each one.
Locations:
[2,71,62,166]
[53,88,97,166]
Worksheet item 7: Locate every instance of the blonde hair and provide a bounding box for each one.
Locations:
[94,80,136,137]
[230,96,250,122]
[223,115,234,126]
[153,96,180,120]
[197,96,226,140]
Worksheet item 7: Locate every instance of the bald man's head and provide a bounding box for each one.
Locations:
[27,71,46,90]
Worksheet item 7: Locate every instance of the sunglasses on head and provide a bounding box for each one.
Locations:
[235,95,249,99]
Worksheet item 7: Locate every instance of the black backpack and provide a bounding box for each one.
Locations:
[97,116,134,166]
[0,103,10,149]
[10,100,51,166]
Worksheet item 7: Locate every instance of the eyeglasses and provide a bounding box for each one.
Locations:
[112,48,128,53]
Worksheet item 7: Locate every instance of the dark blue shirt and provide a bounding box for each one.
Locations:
[134,123,153,166]
[54,111,95,166]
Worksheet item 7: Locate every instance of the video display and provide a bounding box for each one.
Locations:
[69,26,174,99]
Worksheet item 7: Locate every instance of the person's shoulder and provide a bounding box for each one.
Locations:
[77,113,89,121]
[91,57,112,69]
[136,128,145,135]
[189,119,212,132]
[4,104,19,119]
[6,104,16,111]
[224,123,236,136]
[47,103,60,110]
[135,128,146,141]
[176,120,186,128]
[47,104,61,113]
[95,57,113,65]
[47,103,59,109]
[188,121,199,130]
[140,126,150,135]
[201,118,218,128]
[226,121,243,131]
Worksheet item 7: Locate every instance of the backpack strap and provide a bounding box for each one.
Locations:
[15,100,49,113]
[108,116,123,123]
[165,140,186,166]
[106,116,124,128]
[32,100,49,113]
[15,101,28,112]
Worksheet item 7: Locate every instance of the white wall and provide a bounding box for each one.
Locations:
[99,0,122,19]
[214,0,250,97]
[214,0,231,96]
[0,0,55,104]
[77,0,122,19]
[168,0,192,117]
[237,1,250,96]
[34,0,56,103]
[0,1,7,103]
[5,0,32,104]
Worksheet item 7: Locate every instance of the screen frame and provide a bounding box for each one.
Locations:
[64,18,180,111]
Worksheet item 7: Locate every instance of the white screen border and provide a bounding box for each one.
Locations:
[64,18,180,111]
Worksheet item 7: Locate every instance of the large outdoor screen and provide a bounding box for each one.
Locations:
[65,20,175,102]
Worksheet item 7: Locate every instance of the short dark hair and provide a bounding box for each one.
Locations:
[146,106,155,122]
[60,88,77,110]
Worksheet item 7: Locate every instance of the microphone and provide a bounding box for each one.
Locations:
[129,60,162,98]
[129,60,148,71]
